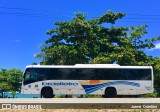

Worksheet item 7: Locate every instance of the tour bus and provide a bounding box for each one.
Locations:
[21,64,154,98]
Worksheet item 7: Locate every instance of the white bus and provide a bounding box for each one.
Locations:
[21,64,154,98]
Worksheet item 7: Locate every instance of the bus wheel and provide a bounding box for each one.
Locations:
[41,87,54,98]
[104,87,117,98]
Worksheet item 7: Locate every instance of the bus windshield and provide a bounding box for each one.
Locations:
[23,68,48,85]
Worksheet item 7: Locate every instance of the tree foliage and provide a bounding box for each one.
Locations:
[36,11,160,65]
[35,11,160,96]
[0,68,23,98]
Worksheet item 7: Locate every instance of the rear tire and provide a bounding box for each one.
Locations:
[41,87,54,98]
[104,88,117,98]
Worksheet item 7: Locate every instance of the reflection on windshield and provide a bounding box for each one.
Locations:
[23,69,48,85]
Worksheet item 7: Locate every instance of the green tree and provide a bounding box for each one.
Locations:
[7,69,23,98]
[35,11,128,64]
[35,11,160,65]
[0,68,23,98]
[114,25,160,66]
[0,69,10,98]
[150,57,160,96]
[32,62,38,65]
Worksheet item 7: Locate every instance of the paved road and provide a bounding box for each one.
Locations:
[1,98,160,109]
[0,98,160,103]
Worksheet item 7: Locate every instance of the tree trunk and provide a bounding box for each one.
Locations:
[1,90,3,98]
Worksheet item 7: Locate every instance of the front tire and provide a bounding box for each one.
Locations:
[41,87,54,98]
[104,88,117,98]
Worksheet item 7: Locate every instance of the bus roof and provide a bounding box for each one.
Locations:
[25,64,152,69]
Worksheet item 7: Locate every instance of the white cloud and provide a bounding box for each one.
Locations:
[155,43,160,50]
[14,40,21,43]
[147,42,160,51]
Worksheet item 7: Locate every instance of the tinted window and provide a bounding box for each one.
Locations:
[23,68,39,85]
[23,68,152,85]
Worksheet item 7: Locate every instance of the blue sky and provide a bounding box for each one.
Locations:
[0,0,160,70]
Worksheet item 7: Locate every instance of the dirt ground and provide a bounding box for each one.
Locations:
[0,109,160,112]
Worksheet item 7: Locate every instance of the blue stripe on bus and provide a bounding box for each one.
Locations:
[82,81,140,94]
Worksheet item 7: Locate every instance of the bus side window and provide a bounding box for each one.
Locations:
[67,69,80,80]
[39,74,48,81]
[138,69,151,80]
[31,73,38,80]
